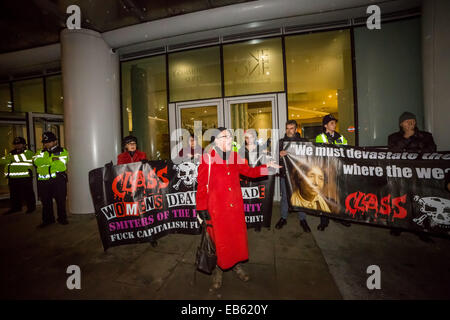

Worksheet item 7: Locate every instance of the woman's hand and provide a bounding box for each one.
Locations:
[267,161,282,169]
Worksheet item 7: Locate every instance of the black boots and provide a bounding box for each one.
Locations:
[275,218,287,229]
[300,220,311,233]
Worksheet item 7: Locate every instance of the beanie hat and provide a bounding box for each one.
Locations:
[399,112,416,124]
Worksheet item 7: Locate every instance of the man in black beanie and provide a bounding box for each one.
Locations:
[387,112,437,242]
[388,112,436,153]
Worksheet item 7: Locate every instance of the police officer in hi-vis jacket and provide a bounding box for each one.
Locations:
[0,137,36,215]
[315,114,351,231]
[33,132,69,228]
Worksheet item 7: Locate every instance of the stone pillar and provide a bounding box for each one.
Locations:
[422,0,450,150]
[61,29,121,213]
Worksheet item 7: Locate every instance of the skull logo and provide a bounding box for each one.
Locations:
[173,162,198,190]
[413,196,450,228]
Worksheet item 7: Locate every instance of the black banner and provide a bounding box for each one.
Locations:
[89,160,275,250]
[241,174,275,229]
[283,142,450,236]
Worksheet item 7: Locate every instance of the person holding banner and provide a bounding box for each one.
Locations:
[239,129,271,232]
[117,135,147,165]
[178,132,203,162]
[196,127,281,290]
[388,112,436,242]
[277,120,312,233]
[315,114,351,231]
[388,112,436,153]
[117,135,158,247]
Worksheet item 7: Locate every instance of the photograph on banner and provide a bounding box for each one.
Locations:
[283,141,450,237]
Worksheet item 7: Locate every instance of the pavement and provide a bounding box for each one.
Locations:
[0,202,449,300]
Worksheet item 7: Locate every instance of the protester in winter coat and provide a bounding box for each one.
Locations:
[276,120,312,233]
[117,136,147,165]
[388,112,437,242]
[388,112,436,153]
[196,127,281,290]
[117,135,157,247]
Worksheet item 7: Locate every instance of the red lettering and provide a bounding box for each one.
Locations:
[154,195,163,209]
[345,191,363,217]
[361,193,378,212]
[112,174,125,198]
[379,195,391,215]
[157,166,169,189]
[344,192,408,220]
[122,172,133,193]
[259,185,265,199]
[135,171,146,189]
[114,202,125,217]
[392,194,407,219]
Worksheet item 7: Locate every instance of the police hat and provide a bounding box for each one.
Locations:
[42,132,57,143]
[13,137,26,145]
[322,114,338,126]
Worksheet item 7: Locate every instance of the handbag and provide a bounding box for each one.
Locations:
[194,153,217,274]
[195,222,217,274]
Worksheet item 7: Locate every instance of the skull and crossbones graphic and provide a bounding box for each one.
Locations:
[172,162,198,190]
[413,196,450,229]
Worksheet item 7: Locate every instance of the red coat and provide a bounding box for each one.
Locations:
[117,150,147,165]
[196,149,268,270]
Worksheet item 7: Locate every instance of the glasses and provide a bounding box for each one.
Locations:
[216,135,232,140]
[127,142,137,145]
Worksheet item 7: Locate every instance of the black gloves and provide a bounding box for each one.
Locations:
[197,210,211,221]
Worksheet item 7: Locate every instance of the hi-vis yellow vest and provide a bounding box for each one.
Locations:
[315,133,348,145]
[33,147,69,180]
[0,150,35,179]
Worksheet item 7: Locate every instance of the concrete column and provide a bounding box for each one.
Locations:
[61,29,121,214]
[422,0,450,151]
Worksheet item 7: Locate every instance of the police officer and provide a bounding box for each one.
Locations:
[33,132,69,228]
[315,114,351,231]
[0,137,36,215]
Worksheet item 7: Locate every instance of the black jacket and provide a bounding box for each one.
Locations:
[279,132,309,177]
[388,129,436,153]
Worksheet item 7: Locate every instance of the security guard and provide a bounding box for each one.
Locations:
[0,137,36,215]
[315,114,350,231]
[33,132,69,228]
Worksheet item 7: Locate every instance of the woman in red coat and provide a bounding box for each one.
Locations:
[117,135,157,247]
[196,127,281,290]
[117,135,147,165]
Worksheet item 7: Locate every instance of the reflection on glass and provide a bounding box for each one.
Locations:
[169,46,222,102]
[230,101,273,145]
[223,38,284,96]
[0,124,27,196]
[180,106,218,149]
[13,78,45,113]
[355,18,423,147]
[0,83,12,112]
[285,30,355,145]
[122,55,169,160]
[46,75,64,114]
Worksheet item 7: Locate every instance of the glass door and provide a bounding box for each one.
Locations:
[224,94,281,201]
[224,94,278,156]
[26,113,64,152]
[175,99,224,151]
